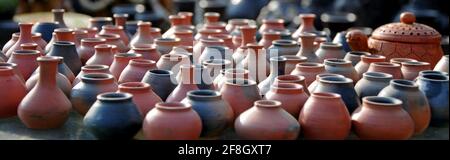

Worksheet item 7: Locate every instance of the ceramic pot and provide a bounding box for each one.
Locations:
[32,22,60,42]
[129,22,154,47]
[315,42,346,63]
[433,55,448,73]
[259,19,285,34]
[296,32,320,63]
[6,23,42,58]
[259,31,281,49]
[20,43,44,56]
[119,59,157,83]
[355,54,386,77]
[99,25,130,46]
[182,90,234,138]
[150,27,162,38]
[74,29,89,45]
[355,72,393,101]
[378,79,431,134]
[141,69,177,101]
[110,53,143,78]
[199,46,232,63]
[174,29,195,47]
[313,76,361,113]
[418,70,449,77]
[163,15,192,39]
[265,83,309,118]
[214,68,251,90]
[273,75,310,95]
[78,27,98,38]
[73,65,112,86]
[332,31,352,53]
[71,73,119,115]
[31,33,48,51]
[267,40,300,61]
[154,38,181,55]
[281,55,308,74]
[292,14,317,39]
[46,28,77,52]
[202,59,233,81]
[7,50,40,80]
[193,38,224,64]
[401,61,431,80]
[258,57,287,96]
[156,53,190,76]
[52,9,67,28]
[0,62,25,83]
[323,58,360,83]
[2,32,19,54]
[84,92,141,139]
[129,44,161,61]
[143,102,202,140]
[232,26,258,64]
[18,56,71,129]
[368,62,403,79]
[77,38,106,65]
[88,17,113,31]
[308,73,345,93]
[416,74,449,127]
[169,46,194,62]
[209,34,235,50]
[300,92,351,140]
[0,66,27,118]
[167,65,214,102]
[351,96,415,140]
[47,41,82,75]
[220,79,262,118]
[118,82,162,117]
[85,44,115,66]
[95,33,129,53]
[240,44,270,83]
[234,100,300,140]
[343,51,371,66]
[290,62,326,86]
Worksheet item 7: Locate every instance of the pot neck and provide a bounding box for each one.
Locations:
[52,9,66,27]
[418,74,449,85]
[299,35,316,53]
[18,23,33,40]
[37,57,59,87]
[271,83,304,94]
[119,82,152,94]
[254,100,282,110]
[81,73,115,84]
[0,67,14,76]
[363,96,403,110]
[240,26,257,47]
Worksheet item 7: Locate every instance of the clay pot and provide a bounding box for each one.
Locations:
[355,54,386,77]
[31,22,60,42]
[418,70,449,77]
[209,34,235,50]
[118,82,162,117]
[85,44,114,66]
[52,9,67,28]
[46,28,77,52]
[296,32,320,63]
[280,55,307,74]
[313,76,361,113]
[315,42,346,63]
[167,65,214,102]
[143,102,202,140]
[182,90,234,138]
[78,27,98,38]
[226,19,250,33]
[129,44,161,61]
[99,25,130,45]
[113,13,131,38]
[266,83,309,118]
[141,69,177,101]
[259,31,281,49]
[2,32,19,54]
[292,13,317,39]
[129,22,154,47]
[195,28,222,41]
[323,58,360,83]
[199,46,232,63]
[390,57,418,65]
[84,92,142,139]
[290,62,326,86]
[156,53,190,76]
[416,74,449,126]
[308,73,345,93]
[110,53,143,78]
[378,79,431,134]
[300,92,351,140]
[178,12,193,25]
[344,51,371,66]
[267,40,300,61]
[368,62,403,79]
[31,33,48,51]
[214,68,250,90]
[73,29,89,45]
[119,59,157,83]
[71,73,119,115]
[235,100,300,140]
[204,22,228,34]
[26,56,72,97]
[351,96,415,140]
[355,72,393,100]
[73,65,112,86]
[169,46,194,63]
[0,62,25,83]
[7,50,40,80]
[6,23,42,58]
[174,29,195,47]
[220,79,262,118]
[0,66,27,118]
[202,59,233,81]
[95,33,129,53]
[150,27,162,38]
[47,41,82,75]
[204,12,220,24]
[240,44,270,83]
[259,19,285,34]
[77,38,106,65]
[193,38,224,64]
[433,55,448,73]
[401,61,431,80]
[163,15,193,39]
[89,17,113,31]
[20,43,44,56]
[258,57,287,96]
[18,56,71,129]
[232,26,258,64]
[154,38,181,55]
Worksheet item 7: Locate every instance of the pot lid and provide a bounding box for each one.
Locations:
[371,12,441,44]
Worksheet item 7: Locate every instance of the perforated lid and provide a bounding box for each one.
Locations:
[371,12,441,44]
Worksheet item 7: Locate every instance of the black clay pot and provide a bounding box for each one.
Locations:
[312,75,361,113]
[47,41,82,74]
[32,22,61,42]
[141,69,177,101]
[416,74,449,126]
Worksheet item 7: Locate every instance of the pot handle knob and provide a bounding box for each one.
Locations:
[400,12,416,24]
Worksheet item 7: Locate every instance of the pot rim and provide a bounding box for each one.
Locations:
[419,70,449,77]
[254,100,281,108]
[347,51,371,56]
[363,72,393,80]
[296,62,324,68]
[81,38,107,43]
[324,58,352,65]
[276,74,306,82]
[81,73,115,81]
[82,65,109,71]
[401,61,430,67]
[419,74,449,82]
[156,102,191,111]
[363,96,403,107]
[97,92,132,101]
[315,73,345,80]
[390,57,418,64]
[272,39,298,46]
[224,78,257,86]
[271,82,304,91]
[390,79,418,88]
[319,76,353,84]
[119,82,150,90]
[371,62,400,68]
[147,69,173,76]
[311,92,341,99]
[12,50,40,55]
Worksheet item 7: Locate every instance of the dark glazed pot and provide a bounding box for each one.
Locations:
[47,41,82,74]
[32,22,61,42]
[141,69,177,101]
[355,72,393,100]
[84,92,142,140]
[312,76,361,113]
[416,74,449,126]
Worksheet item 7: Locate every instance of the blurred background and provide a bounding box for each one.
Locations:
[1,0,449,47]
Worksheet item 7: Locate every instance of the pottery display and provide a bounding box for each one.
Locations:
[378,79,431,134]
[296,33,321,63]
[118,59,157,84]
[416,74,449,127]
[265,83,309,118]
[355,72,393,100]
[258,57,287,96]
[84,92,142,139]
[7,50,40,80]
[300,92,351,140]
[343,51,371,66]
[220,79,262,118]
[312,76,361,113]
[234,100,300,140]
[267,40,300,61]
[6,23,42,58]
[315,42,346,63]
[47,41,82,75]
[85,44,115,66]
[109,53,143,78]
[401,61,431,80]
[0,66,27,118]
[290,62,326,86]
[129,22,154,47]
[351,96,415,140]
[324,58,360,83]
[367,62,403,79]
[355,54,386,77]
[434,55,448,73]
[77,38,106,65]
[118,82,162,117]
[141,69,177,101]
[129,44,161,61]
[73,65,112,86]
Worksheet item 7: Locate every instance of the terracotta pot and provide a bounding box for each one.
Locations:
[129,22,154,47]
[226,19,250,33]
[258,57,287,96]
[89,17,113,31]
[0,66,27,118]
[178,12,193,25]
[266,83,309,118]
[323,58,360,83]
[174,29,195,46]
[313,76,361,113]
[204,22,228,34]
[290,62,326,86]
[378,79,431,134]
[77,38,106,65]
[73,29,89,46]
[202,59,233,81]
[119,59,157,83]
[141,69,177,101]
[259,31,281,49]
[193,38,224,64]
[433,55,448,73]
[150,27,162,38]
[52,9,67,28]
[220,79,262,118]
[2,32,19,54]
[273,75,310,95]
[163,15,193,39]
[182,90,234,138]
[84,92,142,139]
[204,12,221,24]
[209,34,235,50]
[0,62,25,83]
[292,13,317,39]
[31,33,48,51]
[143,102,202,140]
[401,61,431,80]
[214,68,250,90]
[73,65,112,86]
[355,72,393,100]
[351,96,415,140]
[169,46,194,63]
[259,19,285,34]
[300,92,351,140]
[118,82,162,117]
[18,56,71,129]
[368,62,403,79]
[280,55,307,74]
[85,44,115,66]
[296,32,320,63]
[7,50,40,80]
[267,40,300,61]
[26,56,72,97]
[71,73,119,115]
[6,23,42,58]
[355,54,386,77]
[113,13,128,27]
[199,46,232,63]
[315,42,346,63]
[344,51,371,66]
[308,73,345,93]
[20,43,44,56]
[416,74,449,126]
[129,44,161,62]
[235,100,300,140]
[99,25,130,46]
[46,28,78,52]
[390,57,418,65]
[232,26,258,64]
[156,53,190,76]
[95,33,129,53]
[47,41,82,75]
[154,38,181,55]
[240,44,270,83]
[194,28,222,41]
[167,65,214,102]
[110,53,143,78]
[78,27,98,38]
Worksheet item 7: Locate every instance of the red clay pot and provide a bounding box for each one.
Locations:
[259,19,285,34]
[273,75,310,95]
[265,83,309,118]
[77,38,106,65]
[129,44,161,61]
[344,51,371,66]
[6,23,42,58]
[95,33,129,53]
[31,33,48,51]
[355,54,386,77]
[290,62,326,86]
[86,44,115,66]
[0,66,28,118]
[7,50,40,81]
[204,12,220,24]
[401,61,431,80]
[240,44,269,83]
[110,53,143,78]
[156,53,190,76]
[150,27,162,38]
[46,28,78,52]
[20,43,44,56]
[390,57,418,65]
[129,22,154,47]
[77,27,98,38]
[99,25,129,45]
[166,65,214,102]
[214,68,251,90]
[0,62,25,83]
[2,32,19,54]
[368,62,403,79]
[178,12,193,25]
[324,58,360,83]
[300,92,351,140]
[193,38,224,64]
[235,100,300,140]
[351,96,415,140]
[232,26,257,64]
[434,55,449,73]
[154,38,181,55]
[282,55,308,74]
[259,31,281,49]
[118,82,162,117]
[143,102,202,140]
[296,32,320,63]
[73,65,112,86]
[292,13,317,39]
[220,79,262,118]
[163,15,190,39]
[73,29,89,45]
[194,28,222,41]
[119,59,157,83]
[174,29,195,47]
[18,56,71,129]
